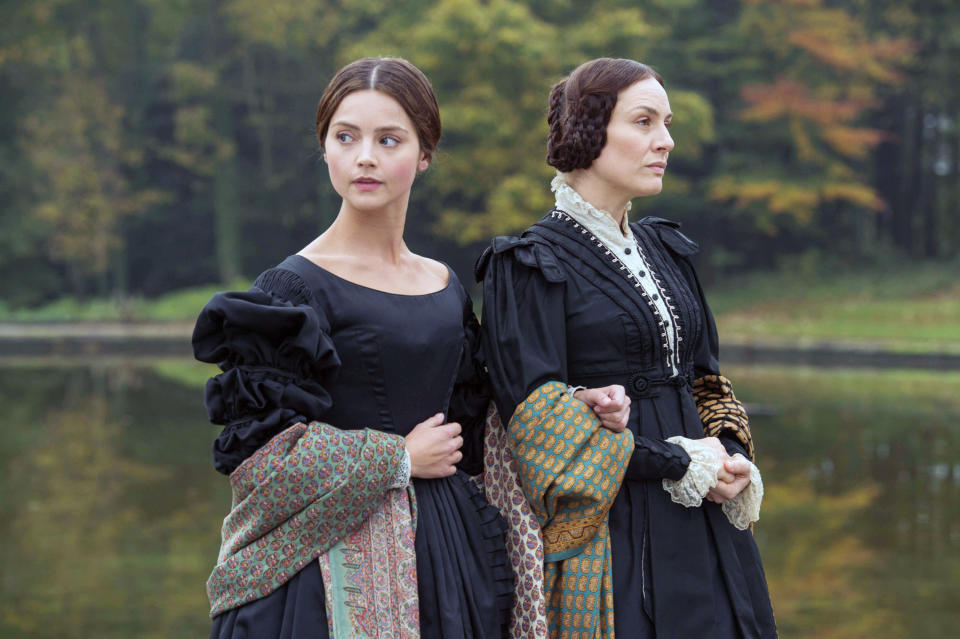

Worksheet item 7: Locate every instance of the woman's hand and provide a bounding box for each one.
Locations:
[696,437,751,503]
[405,413,463,478]
[706,454,752,503]
[574,385,631,432]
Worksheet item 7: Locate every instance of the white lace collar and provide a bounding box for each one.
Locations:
[550,173,632,239]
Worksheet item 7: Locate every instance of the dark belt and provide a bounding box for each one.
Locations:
[570,370,697,441]
[626,371,694,398]
[571,370,695,399]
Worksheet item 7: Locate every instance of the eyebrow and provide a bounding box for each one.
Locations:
[330,120,410,133]
[629,105,673,119]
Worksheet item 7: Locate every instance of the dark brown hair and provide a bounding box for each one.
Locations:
[316,57,441,161]
[547,58,664,172]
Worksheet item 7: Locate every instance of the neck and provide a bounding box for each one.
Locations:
[316,199,410,264]
[564,170,629,226]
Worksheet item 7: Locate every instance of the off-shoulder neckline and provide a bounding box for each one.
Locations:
[288,254,455,298]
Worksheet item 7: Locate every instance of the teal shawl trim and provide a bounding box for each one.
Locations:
[207,420,407,618]
[318,486,419,638]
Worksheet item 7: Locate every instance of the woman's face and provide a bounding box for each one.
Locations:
[323,89,428,213]
[588,77,675,201]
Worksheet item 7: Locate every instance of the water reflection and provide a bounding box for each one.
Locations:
[0,362,956,637]
[0,363,228,637]
[729,365,960,638]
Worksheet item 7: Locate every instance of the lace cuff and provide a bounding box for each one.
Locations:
[661,436,721,507]
[721,454,763,530]
[387,448,411,489]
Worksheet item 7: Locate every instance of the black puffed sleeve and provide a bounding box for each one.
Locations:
[192,267,340,474]
[475,236,569,424]
[447,285,491,476]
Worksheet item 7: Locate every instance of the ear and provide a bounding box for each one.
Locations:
[418,153,430,173]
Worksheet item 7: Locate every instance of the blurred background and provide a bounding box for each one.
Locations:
[0,0,957,637]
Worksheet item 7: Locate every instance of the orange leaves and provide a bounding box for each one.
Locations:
[710,178,817,223]
[740,78,878,127]
[709,176,884,224]
[727,0,915,226]
[821,125,888,160]
[820,182,885,211]
[740,78,887,163]
[787,25,862,74]
[783,6,912,83]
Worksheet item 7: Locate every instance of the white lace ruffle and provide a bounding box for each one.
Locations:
[721,454,763,530]
[661,436,722,508]
[387,448,412,489]
[551,173,631,225]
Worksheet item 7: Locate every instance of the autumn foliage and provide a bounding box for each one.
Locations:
[0,0,951,305]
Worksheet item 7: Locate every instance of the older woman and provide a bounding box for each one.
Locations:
[478,58,776,638]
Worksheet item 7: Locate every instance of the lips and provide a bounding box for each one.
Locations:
[353,177,382,190]
[646,161,667,175]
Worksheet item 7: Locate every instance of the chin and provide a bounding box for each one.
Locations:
[633,181,664,198]
[350,199,390,212]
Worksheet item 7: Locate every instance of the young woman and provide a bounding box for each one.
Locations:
[193,57,511,639]
[478,58,776,638]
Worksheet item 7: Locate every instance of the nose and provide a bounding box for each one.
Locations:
[656,125,675,153]
[356,139,377,167]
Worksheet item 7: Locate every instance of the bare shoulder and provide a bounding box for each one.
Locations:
[296,237,359,273]
[415,255,451,285]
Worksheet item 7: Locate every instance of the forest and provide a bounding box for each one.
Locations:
[1,0,957,308]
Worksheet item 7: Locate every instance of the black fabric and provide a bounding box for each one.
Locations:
[197,257,510,639]
[210,561,329,639]
[447,296,490,476]
[414,471,514,637]
[192,287,339,474]
[478,211,776,639]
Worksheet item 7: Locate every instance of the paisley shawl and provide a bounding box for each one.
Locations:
[505,382,633,638]
[207,420,414,624]
[483,403,549,638]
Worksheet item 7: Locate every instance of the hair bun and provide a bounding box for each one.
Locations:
[546,58,662,172]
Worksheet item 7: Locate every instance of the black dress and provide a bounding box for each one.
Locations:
[478,212,777,638]
[194,255,512,639]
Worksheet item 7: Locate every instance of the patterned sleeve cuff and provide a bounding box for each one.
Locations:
[387,448,412,489]
[721,454,763,530]
[694,374,754,459]
[661,436,722,508]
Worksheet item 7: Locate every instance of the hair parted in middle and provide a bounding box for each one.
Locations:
[315,57,442,162]
[547,58,664,172]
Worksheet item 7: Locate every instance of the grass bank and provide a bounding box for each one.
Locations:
[2,260,958,354]
[707,259,960,354]
[0,279,250,323]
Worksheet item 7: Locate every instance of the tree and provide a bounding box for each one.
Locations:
[704,0,912,264]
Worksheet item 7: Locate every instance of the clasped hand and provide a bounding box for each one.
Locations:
[700,436,751,503]
[573,385,631,432]
[404,413,463,478]
[575,385,751,503]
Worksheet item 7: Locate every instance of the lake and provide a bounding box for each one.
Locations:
[0,360,957,637]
